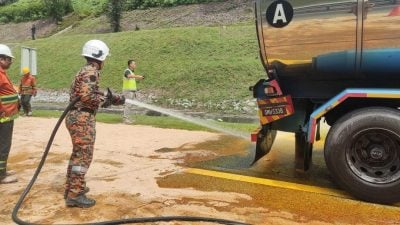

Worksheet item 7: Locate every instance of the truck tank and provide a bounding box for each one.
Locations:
[256,0,400,99]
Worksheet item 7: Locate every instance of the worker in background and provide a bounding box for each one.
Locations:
[122,59,144,124]
[64,40,125,208]
[19,67,37,116]
[31,24,36,40]
[0,44,19,184]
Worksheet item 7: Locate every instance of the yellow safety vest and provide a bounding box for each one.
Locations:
[122,69,137,91]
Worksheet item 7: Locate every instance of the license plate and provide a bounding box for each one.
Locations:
[262,106,287,116]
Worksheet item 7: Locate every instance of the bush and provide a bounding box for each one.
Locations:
[125,0,223,9]
[70,0,108,17]
[0,0,75,23]
[0,0,46,23]
[0,0,224,23]
[0,0,17,6]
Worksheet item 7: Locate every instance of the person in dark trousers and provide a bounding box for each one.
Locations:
[19,67,37,116]
[31,24,36,40]
[64,40,125,208]
[0,44,19,184]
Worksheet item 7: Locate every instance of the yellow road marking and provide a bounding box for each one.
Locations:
[186,168,349,199]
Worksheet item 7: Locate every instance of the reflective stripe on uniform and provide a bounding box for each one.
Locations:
[71,165,88,173]
[0,94,19,123]
[0,161,5,170]
[0,114,18,123]
[20,86,34,90]
[0,94,18,104]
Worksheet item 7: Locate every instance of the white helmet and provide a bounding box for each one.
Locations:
[81,40,110,61]
[0,44,14,58]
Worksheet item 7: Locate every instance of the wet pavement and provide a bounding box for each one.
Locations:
[158,125,400,224]
[191,127,336,190]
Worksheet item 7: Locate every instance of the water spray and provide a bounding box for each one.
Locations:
[125,99,249,140]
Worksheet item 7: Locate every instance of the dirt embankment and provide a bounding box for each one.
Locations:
[0,19,56,43]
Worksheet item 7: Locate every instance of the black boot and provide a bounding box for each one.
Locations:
[64,187,90,199]
[66,194,96,208]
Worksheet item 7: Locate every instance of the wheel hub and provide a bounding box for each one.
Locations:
[369,145,385,160]
[346,128,400,184]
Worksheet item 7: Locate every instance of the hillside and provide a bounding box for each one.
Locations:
[0,0,264,115]
[0,0,254,41]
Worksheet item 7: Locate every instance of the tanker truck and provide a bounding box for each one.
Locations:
[250,0,400,204]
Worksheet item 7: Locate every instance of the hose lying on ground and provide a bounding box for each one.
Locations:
[12,97,250,225]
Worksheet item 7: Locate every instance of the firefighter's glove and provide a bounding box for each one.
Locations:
[100,88,113,108]
[101,97,112,108]
[112,95,125,106]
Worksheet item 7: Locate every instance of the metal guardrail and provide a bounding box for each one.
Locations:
[294,0,398,15]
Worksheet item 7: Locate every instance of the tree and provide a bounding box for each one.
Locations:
[106,0,125,32]
[44,0,73,22]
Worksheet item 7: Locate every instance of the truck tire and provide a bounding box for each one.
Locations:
[324,107,400,204]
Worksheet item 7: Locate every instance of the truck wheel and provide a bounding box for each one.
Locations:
[324,107,400,203]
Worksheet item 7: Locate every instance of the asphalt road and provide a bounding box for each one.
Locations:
[159,124,400,225]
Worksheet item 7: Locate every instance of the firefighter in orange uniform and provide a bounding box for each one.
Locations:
[0,44,19,184]
[64,40,125,208]
[19,67,37,116]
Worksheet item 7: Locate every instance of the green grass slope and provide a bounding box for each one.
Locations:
[7,24,266,111]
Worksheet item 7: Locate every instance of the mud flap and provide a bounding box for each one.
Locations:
[295,131,313,172]
[251,126,277,165]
